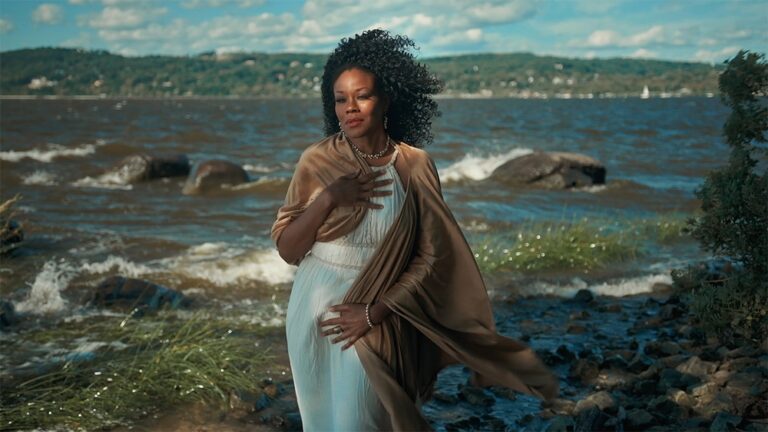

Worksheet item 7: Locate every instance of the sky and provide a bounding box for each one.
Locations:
[0,0,765,64]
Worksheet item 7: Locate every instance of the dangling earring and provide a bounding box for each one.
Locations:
[384,115,388,130]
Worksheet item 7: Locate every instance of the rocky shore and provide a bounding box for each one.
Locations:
[113,287,767,432]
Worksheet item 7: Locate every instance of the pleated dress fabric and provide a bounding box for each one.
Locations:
[285,146,404,431]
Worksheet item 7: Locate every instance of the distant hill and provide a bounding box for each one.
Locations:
[0,47,722,98]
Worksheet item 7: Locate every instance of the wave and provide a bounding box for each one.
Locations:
[15,260,77,313]
[21,170,59,186]
[519,272,673,298]
[438,147,534,182]
[243,163,280,173]
[223,176,288,191]
[0,139,106,163]
[160,243,295,286]
[71,164,136,190]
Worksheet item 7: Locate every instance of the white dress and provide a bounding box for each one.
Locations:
[286,146,404,431]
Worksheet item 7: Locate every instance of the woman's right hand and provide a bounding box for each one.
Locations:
[326,170,393,209]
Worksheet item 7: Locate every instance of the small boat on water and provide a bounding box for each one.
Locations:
[641,85,650,99]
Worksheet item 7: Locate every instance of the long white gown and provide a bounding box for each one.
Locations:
[285,146,404,431]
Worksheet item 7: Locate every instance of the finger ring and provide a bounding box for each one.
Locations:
[335,327,343,334]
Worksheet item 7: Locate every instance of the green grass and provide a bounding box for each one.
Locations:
[0,312,274,431]
[471,213,693,274]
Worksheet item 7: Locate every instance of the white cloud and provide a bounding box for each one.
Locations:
[694,46,741,63]
[32,4,63,24]
[465,1,536,25]
[577,25,682,48]
[87,6,167,29]
[629,48,657,59]
[181,0,265,8]
[0,18,13,34]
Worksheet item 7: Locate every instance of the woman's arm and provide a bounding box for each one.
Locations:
[276,169,393,264]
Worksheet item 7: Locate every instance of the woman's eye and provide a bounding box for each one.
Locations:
[335,98,345,103]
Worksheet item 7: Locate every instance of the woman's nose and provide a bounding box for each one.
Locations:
[345,99,359,112]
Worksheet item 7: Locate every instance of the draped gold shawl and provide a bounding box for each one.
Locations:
[271,133,559,431]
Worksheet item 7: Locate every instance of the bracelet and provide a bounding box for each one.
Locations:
[365,303,375,328]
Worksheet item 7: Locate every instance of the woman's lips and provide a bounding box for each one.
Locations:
[346,119,363,127]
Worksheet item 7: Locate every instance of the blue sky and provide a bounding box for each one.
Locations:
[0,0,765,63]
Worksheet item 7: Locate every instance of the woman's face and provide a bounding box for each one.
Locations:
[334,68,388,140]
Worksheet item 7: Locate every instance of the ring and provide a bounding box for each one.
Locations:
[335,327,343,334]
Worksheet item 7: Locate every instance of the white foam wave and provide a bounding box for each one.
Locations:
[79,255,154,277]
[0,140,105,163]
[522,272,673,298]
[163,246,295,286]
[243,163,280,173]
[439,147,534,182]
[71,163,138,190]
[15,260,77,313]
[21,170,59,186]
[224,176,284,191]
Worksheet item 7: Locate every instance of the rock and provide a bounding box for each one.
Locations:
[647,395,688,420]
[546,415,576,432]
[659,354,689,368]
[572,289,594,303]
[0,218,23,254]
[676,356,718,378]
[597,303,623,313]
[107,154,190,183]
[569,310,591,320]
[603,355,629,370]
[575,390,615,413]
[657,368,699,392]
[432,390,459,404]
[660,341,682,356]
[693,388,734,418]
[0,300,19,328]
[492,150,606,189]
[556,345,576,362]
[569,358,600,384]
[659,304,685,320]
[539,349,565,366]
[91,276,191,311]
[543,398,577,416]
[567,324,589,334]
[632,379,658,396]
[709,412,742,432]
[625,408,655,429]
[182,159,250,194]
[627,355,653,373]
[667,389,694,409]
[459,385,494,406]
[574,406,611,432]
[488,385,517,400]
[645,341,681,357]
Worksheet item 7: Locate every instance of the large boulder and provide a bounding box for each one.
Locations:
[492,151,606,189]
[107,154,190,183]
[0,218,23,254]
[182,159,250,195]
[0,299,19,329]
[91,276,190,311]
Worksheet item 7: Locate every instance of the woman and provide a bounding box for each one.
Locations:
[272,29,558,431]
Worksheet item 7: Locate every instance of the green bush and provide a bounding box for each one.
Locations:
[675,50,768,342]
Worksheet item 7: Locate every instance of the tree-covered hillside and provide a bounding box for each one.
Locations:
[0,47,722,98]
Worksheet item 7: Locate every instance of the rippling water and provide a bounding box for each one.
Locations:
[0,97,729,323]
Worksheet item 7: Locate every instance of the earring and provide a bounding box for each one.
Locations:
[384,115,388,130]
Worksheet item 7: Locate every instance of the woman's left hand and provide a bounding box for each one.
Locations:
[318,303,371,351]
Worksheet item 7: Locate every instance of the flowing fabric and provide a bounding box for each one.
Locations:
[272,133,559,431]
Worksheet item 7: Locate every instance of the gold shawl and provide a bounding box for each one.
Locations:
[272,133,559,431]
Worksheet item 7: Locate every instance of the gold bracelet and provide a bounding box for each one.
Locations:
[365,303,374,328]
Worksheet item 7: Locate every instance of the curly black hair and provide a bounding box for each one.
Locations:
[321,29,443,147]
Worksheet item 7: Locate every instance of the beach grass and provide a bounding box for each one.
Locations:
[472,212,693,274]
[0,312,274,431]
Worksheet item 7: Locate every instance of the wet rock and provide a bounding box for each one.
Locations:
[625,408,655,429]
[91,276,191,311]
[572,289,594,304]
[0,218,23,254]
[432,390,459,404]
[647,395,688,420]
[645,341,681,357]
[657,368,699,392]
[628,355,654,373]
[573,406,610,432]
[488,385,517,400]
[108,153,190,183]
[692,386,734,418]
[632,379,658,396]
[569,358,600,384]
[709,412,742,432]
[567,324,588,334]
[597,303,622,313]
[676,356,718,378]
[546,415,575,432]
[0,299,19,328]
[459,385,494,406]
[569,310,590,320]
[659,304,685,320]
[659,354,689,368]
[492,150,606,189]
[543,398,577,416]
[721,357,758,371]
[603,355,629,370]
[574,390,615,414]
[182,159,250,194]
[539,349,565,366]
[556,345,576,362]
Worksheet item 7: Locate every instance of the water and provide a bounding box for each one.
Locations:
[0,96,728,373]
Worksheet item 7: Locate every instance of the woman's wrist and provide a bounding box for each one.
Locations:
[369,301,392,325]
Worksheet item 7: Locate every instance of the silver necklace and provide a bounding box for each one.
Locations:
[344,133,392,160]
